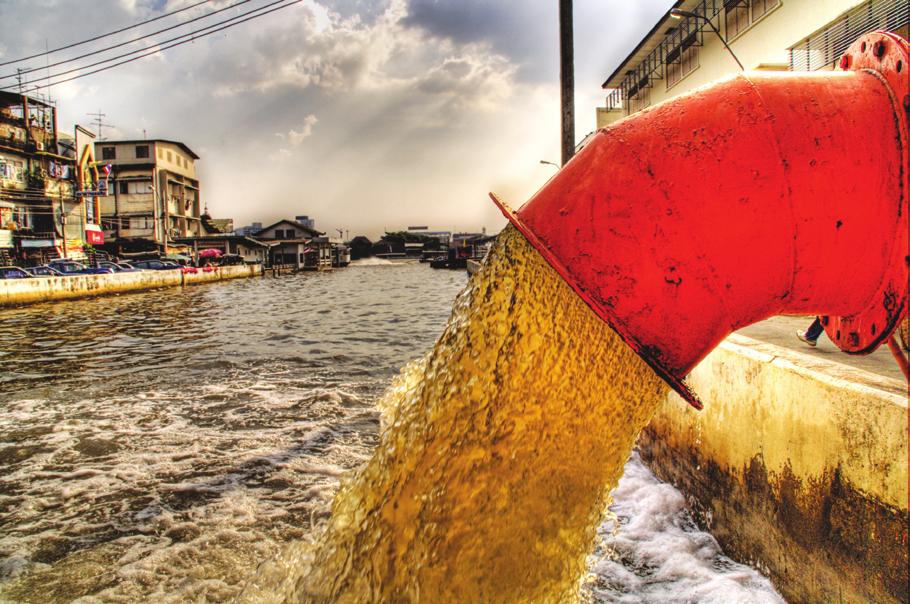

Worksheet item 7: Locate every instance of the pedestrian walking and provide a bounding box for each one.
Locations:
[796,317,824,347]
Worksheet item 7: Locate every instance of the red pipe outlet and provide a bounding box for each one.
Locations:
[493,32,909,409]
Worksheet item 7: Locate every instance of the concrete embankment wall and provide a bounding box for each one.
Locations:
[0,264,262,307]
[639,334,908,604]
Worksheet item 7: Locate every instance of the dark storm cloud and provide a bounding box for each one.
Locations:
[0,0,673,236]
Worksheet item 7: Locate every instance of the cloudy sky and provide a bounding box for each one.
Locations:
[0,0,671,238]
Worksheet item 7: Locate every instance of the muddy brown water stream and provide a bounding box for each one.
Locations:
[0,239,782,603]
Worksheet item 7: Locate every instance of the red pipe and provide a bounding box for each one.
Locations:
[493,32,909,409]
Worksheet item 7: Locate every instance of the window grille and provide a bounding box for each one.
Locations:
[789,0,908,71]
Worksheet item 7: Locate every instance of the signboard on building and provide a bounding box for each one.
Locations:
[85,224,104,245]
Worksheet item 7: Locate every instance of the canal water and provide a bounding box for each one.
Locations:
[0,250,783,602]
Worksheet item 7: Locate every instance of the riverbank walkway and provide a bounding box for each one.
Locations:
[736,315,906,387]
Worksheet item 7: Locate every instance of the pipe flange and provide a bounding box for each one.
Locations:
[824,31,909,353]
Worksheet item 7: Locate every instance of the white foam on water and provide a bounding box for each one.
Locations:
[584,453,784,603]
[349,257,399,266]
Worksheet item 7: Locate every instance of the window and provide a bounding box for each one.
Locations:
[166,151,172,162]
[135,145,149,158]
[0,158,25,182]
[101,146,116,160]
[751,0,779,21]
[725,0,778,39]
[157,147,163,159]
[121,181,154,195]
[628,87,650,114]
[129,217,153,230]
[725,1,750,39]
[666,45,699,88]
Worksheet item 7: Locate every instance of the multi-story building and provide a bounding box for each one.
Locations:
[96,139,202,252]
[0,91,94,265]
[597,0,908,128]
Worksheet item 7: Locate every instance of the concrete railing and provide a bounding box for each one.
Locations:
[0,264,263,307]
[639,334,908,604]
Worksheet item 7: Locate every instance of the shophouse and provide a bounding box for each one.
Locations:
[0,91,96,264]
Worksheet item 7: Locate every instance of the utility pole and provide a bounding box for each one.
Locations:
[559,0,575,166]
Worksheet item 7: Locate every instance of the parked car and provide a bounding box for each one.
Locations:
[0,266,31,279]
[25,265,64,277]
[114,262,142,272]
[126,259,180,271]
[96,261,142,273]
[48,260,114,275]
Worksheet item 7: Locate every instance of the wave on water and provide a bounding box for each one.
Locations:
[583,453,784,604]
[349,257,400,266]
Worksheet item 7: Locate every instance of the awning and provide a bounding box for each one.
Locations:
[0,201,16,209]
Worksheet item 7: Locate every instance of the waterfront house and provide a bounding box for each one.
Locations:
[0,91,97,265]
[597,0,908,128]
[96,139,202,254]
[254,218,326,270]
[174,233,271,264]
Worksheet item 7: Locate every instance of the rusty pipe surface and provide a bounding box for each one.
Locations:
[493,32,909,408]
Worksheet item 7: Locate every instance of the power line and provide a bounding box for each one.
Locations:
[1,0,255,81]
[7,0,304,93]
[3,0,291,91]
[0,0,213,68]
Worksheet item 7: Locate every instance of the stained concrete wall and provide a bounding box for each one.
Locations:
[0,264,262,307]
[639,333,908,604]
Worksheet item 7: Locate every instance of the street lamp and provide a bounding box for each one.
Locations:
[540,160,560,169]
[669,8,744,71]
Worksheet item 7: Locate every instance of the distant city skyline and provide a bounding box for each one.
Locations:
[0,0,673,239]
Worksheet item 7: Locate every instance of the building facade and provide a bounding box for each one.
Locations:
[597,0,908,127]
[173,234,271,264]
[96,139,202,251]
[0,92,92,265]
[254,218,329,269]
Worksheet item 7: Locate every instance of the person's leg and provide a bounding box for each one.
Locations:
[806,317,824,340]
[797,317,823,346]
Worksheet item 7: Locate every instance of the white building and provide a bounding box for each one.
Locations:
[598,0,908,127]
